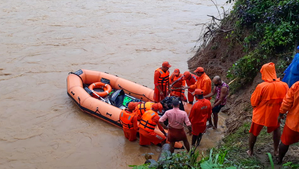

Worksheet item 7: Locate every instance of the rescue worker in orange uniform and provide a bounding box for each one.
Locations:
[154,61,171,102]
[278,81,299,164]
[169,68,187,101]
[182,71,198,104]
[135,102,155,119]
[186,67,212,101]
[189,89,212,147]
[139,103,167,146]
[119,102,139,141]
[247,62,288,156]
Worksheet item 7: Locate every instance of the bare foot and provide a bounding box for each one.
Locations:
[274,151,279,157]
[207,124,213,128]
[247,150,253,156]
[276,157,282,165]
[213,126,217,130]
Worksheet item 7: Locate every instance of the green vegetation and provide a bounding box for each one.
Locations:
[226,0,299,88]
[131,123,298,168]
[132,0,299,168]
[129,148,237,169]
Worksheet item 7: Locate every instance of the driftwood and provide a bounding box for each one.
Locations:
[192,0,234,53]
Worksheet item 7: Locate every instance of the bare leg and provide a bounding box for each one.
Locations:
[278,142,289,164]
[248,133,257,156]
[213,113,218,129]
[196,133,203,147]
[272,127,281,156]
[192,135,198,146]
[182,138,190,152]
[170,142,175,153]
[208,115,213,128]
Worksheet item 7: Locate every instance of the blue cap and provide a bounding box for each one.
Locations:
[297,46,299,50]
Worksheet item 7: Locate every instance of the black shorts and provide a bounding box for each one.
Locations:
[212,105,224,114]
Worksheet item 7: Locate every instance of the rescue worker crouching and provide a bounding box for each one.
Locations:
[119,102,139,142]
[139,103,167,146]
[135,102,155,120]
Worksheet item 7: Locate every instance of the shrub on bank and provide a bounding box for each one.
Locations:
[226,0,299,87]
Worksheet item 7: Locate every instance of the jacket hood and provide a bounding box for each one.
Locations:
[260,62,279,82]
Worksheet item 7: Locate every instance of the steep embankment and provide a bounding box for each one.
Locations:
[188,0,299,167]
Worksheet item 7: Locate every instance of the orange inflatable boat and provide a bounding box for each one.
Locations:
[67,69,192,148]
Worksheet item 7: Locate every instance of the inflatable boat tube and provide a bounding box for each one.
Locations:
[67,69,191,149]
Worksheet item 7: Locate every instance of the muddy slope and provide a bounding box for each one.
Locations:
[188,28,299,164]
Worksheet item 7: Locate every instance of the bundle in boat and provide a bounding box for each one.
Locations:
[67,69,185,149]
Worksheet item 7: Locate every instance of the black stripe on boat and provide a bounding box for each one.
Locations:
[67,92,122,128]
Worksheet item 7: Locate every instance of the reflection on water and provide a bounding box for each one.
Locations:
[0,0,231,168]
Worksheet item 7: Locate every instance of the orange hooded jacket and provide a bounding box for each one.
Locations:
[251,62,289,127]
[280,81,299,132]
[189,73,212,99]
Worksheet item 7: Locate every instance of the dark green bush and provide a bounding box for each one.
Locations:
[227,0,299,86]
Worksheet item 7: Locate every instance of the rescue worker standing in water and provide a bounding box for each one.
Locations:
[182,71,198,104]
[139,103,167,146]
[154,61,171,102]
[119,102,139,141]
[189,89,212,147]
[159,98,191,153]
[169,68,187,101]
[247,62,288,157]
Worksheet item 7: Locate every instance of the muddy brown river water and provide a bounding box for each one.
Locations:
[0,0,231,168]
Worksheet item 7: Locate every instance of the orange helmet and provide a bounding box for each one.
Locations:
[152,103,163,112]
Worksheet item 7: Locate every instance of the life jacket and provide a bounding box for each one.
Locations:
[156,68,170,92]
[139,110,158,132]
[170,74,184,88]
[119,109,135,129]
[136,102,154,118]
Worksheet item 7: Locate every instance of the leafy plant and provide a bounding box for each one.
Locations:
[130,148,237,169]
[283,162,299,169]
[226,0,299,87]
[267,153,274,169]
[200,149,236,169]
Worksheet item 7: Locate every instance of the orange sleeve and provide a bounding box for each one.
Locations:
[153,115,164,132]
[280,86,294,114]
[154,70,160,86]
[182,79,186,86]
[189,81,198,90]
[201,78,211,95]
[251,84,262,107]
[169,74,175,84]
